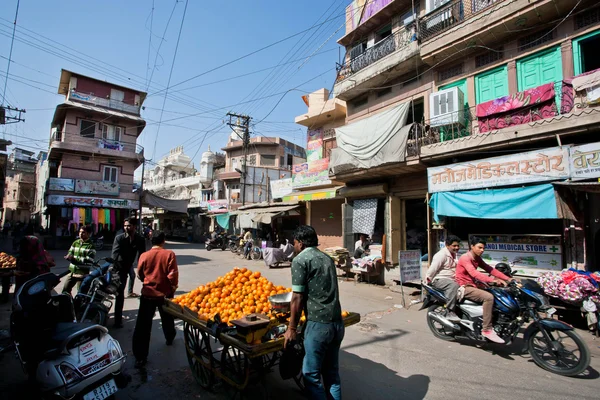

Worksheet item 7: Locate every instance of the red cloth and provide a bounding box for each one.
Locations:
[137,247,179,298]
[455,252,510,287]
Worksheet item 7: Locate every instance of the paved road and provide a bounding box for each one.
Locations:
[1,241,599,399]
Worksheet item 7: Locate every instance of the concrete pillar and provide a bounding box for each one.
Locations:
[466,75,476,107]
[561,40,574,79]
[507,60,518,94]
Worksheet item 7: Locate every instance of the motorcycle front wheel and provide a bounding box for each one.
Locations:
[79,307,107,326]
[426,305,456,341]
[250,247,262,261]
[528,327,590,376]
[206,245,213,251]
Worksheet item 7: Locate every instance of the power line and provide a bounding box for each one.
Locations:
[151,0,189,161]
[146,0,179,92]
[1,0,19,107]
[144,0,155,88]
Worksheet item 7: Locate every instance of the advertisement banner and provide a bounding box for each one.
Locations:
[292,158,331,189]
[207,199,228,214]
[270,178,293,199]
[47,195,138,209]
[569,141,600,180]
[307,128,323,142]
[469,234,563,277]
[427,147,570,193]
[306,138,324,162]
[49,178,75,192]
[398,250,422,282]
[75,179,119,195]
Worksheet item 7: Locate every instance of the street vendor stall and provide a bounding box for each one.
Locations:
[162,267,360,394]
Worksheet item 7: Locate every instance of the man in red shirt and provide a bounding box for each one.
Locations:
[132,231,179,369]
[455,237,512,344]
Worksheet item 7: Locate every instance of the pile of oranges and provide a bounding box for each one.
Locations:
[172,267,292,324]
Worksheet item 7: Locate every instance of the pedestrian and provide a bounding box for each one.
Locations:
[132,231,178,369]
[62,225,96,295]
[284,225,344,400]
[111,217,146,328]
[425,235,461,321]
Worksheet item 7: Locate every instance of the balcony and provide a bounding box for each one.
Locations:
[68,89,141,115]
[334,27,421,101]
[419,0,585,62]
[49,133,144,163]
[414,79,600,160]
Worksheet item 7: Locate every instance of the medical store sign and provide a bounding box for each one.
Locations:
[427,147,570,193]
[47,195,139,209]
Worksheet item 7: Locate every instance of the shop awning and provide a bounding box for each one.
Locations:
[429,184,561,222]
[553,182,600,193]
[143,190,189,214]
[282,187,342,202]
[243,204,300,225]
[216,213,230,229]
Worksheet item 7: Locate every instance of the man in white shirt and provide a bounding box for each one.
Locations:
[426,235,461,321]
[354,234,370,259]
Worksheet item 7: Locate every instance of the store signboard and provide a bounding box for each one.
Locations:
[469,234,563,277]
[270,178,293,199]
[47,194,138,209]
[207,199,228,214]
[306,128,324,162]
[427,147,570,193]
[398,250,422,282]
[292,158,331,189]
[48,178,75,192]
[75,179,119,195]
[569,141,600,180]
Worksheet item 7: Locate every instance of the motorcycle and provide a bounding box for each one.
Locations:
[92,236,104,252]
[227,235,240,252]
[237,238,262,261]
[73,258,120,326]
[11,270,128,399]
[205,234,227,251]
[421,278,591,376]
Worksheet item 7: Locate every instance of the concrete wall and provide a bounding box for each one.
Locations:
[60,108,142,146]
[310,198,344,250]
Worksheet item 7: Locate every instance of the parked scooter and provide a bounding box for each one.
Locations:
[11,270,128,398]
[73,258,120,326]
[421,276,590,376]
[227,235,240,252]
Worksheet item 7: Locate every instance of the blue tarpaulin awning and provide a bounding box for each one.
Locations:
[215,213,230,229]
[430,184,559,222]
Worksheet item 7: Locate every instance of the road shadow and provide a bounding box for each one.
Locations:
[176,255,209,266]
[164,241,203,251]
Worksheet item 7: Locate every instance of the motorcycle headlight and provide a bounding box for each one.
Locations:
[107,339,122,362]
[58,363,82,384]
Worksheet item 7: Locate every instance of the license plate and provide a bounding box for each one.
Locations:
[546,307,557,316]
[83,379,118,400]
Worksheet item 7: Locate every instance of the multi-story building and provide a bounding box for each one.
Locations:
[329,0,600,275]
[219,133,306,209]
[2,148,37,225]
[32,151,49,227]
[143,145,226,238]
[43,69,146,247]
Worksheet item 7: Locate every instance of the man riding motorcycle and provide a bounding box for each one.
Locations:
[456,236,513,343]
[425,235,461,321]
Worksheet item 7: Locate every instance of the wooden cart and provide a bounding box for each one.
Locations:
[162,299,361,394]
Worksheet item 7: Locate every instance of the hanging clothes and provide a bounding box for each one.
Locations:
[79,208,86,224]
[116,210,121,227]
[85,208,92,225]
[61,208,68,218]
[98,208,105,225]
[92,208,99,232]
[104,209,111,230]
[72,208,80,226]
[110,210,116,231]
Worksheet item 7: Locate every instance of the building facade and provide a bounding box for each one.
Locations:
[2,148,37,225]
[43,69,147,247]
[328,0,600,274]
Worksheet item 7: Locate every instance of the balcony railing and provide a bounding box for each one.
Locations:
[420,0,501,41]
[50,133,144,156]
[336,27,416,82]
[68,89,141,115]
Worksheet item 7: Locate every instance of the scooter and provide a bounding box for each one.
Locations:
[11,270,128,399]
[205,234,227,251]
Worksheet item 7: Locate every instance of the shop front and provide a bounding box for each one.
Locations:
[235,202,303,246]
[46,194,138,249]
[427,146,581,277]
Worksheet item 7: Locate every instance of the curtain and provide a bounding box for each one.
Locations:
[352,199,378,236]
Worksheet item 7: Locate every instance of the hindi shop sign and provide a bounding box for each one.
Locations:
[292,158,331,189]
[398,250,422,282]
[570,141,600,180]
[47,195,138,209]
[427,147,570,193]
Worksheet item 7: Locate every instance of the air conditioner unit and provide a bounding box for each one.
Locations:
[429,87,465,127]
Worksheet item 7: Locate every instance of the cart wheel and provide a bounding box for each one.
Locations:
[184,323,215,390]
[220,344,250,391]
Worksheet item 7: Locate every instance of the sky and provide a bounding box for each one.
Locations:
[0,0,349,176]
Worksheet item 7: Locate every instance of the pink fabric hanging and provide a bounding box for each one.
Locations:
[92,208,99,232]
[72,208,79,227]
[110,210,116,231]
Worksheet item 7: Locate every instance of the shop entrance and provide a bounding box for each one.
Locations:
[405,198,428,256]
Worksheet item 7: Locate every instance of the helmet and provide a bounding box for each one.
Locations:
[495,262,512,277]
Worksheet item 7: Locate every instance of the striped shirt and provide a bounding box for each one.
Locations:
[68,239,96,275]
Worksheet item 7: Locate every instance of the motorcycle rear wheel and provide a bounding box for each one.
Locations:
[250,247,262,261]
[80,307,107,326]
[528,327,590,376]
[206,245,213,251]
[426,305,456,341]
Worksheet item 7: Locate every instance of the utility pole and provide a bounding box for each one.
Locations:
[0,105,26,126]
[226,112,251,206]
[138,157,145,231]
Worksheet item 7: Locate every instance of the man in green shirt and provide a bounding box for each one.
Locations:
[62,225,96,295]
[284,225,344,400]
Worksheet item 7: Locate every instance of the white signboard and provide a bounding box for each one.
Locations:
[48,178,75,192]
[47,195,139,209]
[427,147,570,193]
[270,178,293,199]
[399,250,422,282]
[469,234,563,277]
[570,141,600,180]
